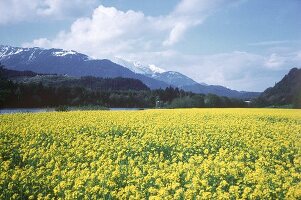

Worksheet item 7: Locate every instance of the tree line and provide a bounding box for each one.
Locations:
[0,65,248,108]
[0,83,248,109]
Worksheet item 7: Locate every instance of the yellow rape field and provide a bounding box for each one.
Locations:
[0,108,301,199]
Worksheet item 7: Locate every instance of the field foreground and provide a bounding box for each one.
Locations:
[0,109,301,199]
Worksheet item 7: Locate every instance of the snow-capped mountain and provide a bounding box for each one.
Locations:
[0,45,90,63]
[0,45,168,89]
[111,58,260,98]
[112,57,199,87]
[0,45,260,98]
[112,57,166,75]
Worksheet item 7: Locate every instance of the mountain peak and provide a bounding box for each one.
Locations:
[111,57,202,87]
[288,67,299,76]
[259,67,301,106]
[148,64,166,74]
[112,57,166,75]
[0,45,169,89]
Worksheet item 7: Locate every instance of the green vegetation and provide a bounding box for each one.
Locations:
[0,65,248,109]
[2,64,300,109]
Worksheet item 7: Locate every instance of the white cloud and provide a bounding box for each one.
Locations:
[24,0,251,57]
[25,0,237,56]
[264,52,301,69]
[22,0,301,91]
[162,0,236,46]
[26,5,154,58]
[248,40,301,46]
[265,53,285,69]
[0,0,98,24]
[185,51,301,91]
[122,50,301,91]
[163,23,188,46]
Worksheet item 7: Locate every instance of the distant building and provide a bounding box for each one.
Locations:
[244,100,251,105]
[156,100,163,108]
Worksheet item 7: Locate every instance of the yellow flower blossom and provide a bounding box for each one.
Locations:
[0,108,300,199]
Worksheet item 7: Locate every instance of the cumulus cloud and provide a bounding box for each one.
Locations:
[26,6,154,58]
[122,50,301,91]
[0,0,98,24]
[265,53,286,69]
[197,51,301,91]
[163,23,187,46]
[25,0,238,56]
[161,0,241,46]
[22,0,301,91]
[264,52,301,70]
[189,51,301,91]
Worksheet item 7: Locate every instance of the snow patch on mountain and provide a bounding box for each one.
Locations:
[112,57,166,75]
[111,57,202,87]
[0,45,24,57]
[52,50,77,57]
[28,51,36,61]
[148,64,166,74]
[0,46,203,88]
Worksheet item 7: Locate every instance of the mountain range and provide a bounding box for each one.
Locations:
[0,45,169,90]
[0,45,260,99]
[111,57,200,87]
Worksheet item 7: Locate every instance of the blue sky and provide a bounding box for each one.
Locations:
[0,0,300,91]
